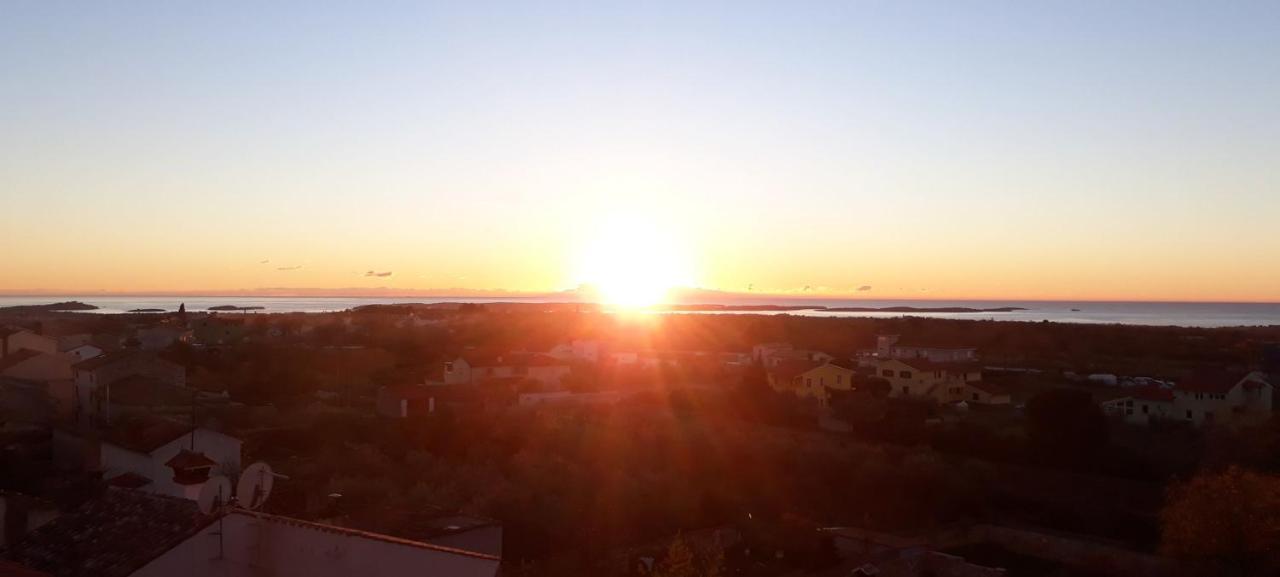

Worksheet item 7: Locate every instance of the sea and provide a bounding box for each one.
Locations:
[2,295,1279,328]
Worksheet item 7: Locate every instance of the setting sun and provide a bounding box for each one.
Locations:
[575,215,695,308]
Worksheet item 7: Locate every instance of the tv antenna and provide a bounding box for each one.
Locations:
[197,475,232,516]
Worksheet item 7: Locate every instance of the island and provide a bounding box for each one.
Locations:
[824,306,1028,313]
[0,301,99,313]
[127,308,167,313]
[208,305,266,311]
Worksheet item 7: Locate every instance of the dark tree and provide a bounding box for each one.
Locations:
[1025,388,1109,466]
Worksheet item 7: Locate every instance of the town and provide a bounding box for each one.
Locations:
[1,303,1278,576]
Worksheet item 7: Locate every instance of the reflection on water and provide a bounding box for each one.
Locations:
[0,296,1278,328]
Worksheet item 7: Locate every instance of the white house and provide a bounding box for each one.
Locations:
[55,416,241,501]
[1172,370,1272,427]
[443,353,570,388]
[1101,386,1176,425]
[875,334,978,363]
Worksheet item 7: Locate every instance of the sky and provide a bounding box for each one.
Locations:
[2,1,1279,302]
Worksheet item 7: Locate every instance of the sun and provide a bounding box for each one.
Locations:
[576,215,695,309]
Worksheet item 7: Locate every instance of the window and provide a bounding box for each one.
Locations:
[1186,410,1192,419]
[1142,405,1149,414]
[971,393,979,401]
[899,371,912,379]
[882,369,893,377]
[902,386,910,394]
[806,378,812,387]
[445,362,454,373]
[836,375,843,385]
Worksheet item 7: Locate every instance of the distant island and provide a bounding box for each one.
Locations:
[824,306,1028,313]
[128,308,167,313]
[0,301,99,313]
[208,305,266,311]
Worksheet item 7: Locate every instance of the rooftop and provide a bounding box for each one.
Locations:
[1,488,214,577]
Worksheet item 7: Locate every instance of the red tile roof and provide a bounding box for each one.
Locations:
[106,472,152,489]
[767,360,822,382]
[1,488,214,577]
[1178,370,1263,394]
[100,416,193,454]
[165,449,217,470]
[0,349,43,372]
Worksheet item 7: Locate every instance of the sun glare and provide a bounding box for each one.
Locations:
[576,215,695,309]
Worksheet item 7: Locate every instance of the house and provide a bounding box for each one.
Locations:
[0,329,57,359]
[443,353,570,388]
[1,488,500,577]
[752,343,834,368]
[72,352,186,424]
[52,415,241,500]
[0,350,74,383]
[768,360,860,407]
[63,343,103,362]
[1172,370,1272,426]
[1102,386,1176,425]
[875,334,978,363]
[874,358,1006,405]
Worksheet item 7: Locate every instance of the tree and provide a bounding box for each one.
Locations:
[1025,388,1108,466]
[1161,466,1280,576]
[651,533,725,577]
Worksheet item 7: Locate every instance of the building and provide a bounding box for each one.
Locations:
[1172,370,1272,426]
[768,359,859,407]
[875,358,1006,405]
[0,328,57,359]
[443,353,570,388]
[1,489,500,577]
[0,350,74,383]
[63,343,103,362]
[752,343,834,368]
[73,352,186,424]
[875,334,978,363]
[53,416,241,500]
[1102,386,1176,425]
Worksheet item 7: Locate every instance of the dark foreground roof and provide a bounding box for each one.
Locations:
[1,488,214,577]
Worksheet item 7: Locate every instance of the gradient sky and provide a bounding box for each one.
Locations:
[3,1,1279,301]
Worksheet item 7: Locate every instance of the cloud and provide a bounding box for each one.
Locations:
[364,270,393,278]
[857,285,872,292]
[259,259,270,264]
[277,265,302,271]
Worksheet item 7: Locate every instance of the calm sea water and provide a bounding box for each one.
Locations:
[2,295,1279,328]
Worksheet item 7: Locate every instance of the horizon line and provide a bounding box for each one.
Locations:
[1,289,1278,306]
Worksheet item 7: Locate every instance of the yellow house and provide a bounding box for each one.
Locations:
[874,358,1005,405]
[767,359,859,407]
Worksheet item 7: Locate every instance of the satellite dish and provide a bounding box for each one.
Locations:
[198,475,233,515]
[236,462,275,510]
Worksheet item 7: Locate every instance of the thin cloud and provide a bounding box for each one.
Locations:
[277,265,302,271]
[259,259,270,264]
[365,270,393,278]
[857,285,872,292]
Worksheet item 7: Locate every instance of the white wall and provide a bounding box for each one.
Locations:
[134,513,500,577]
